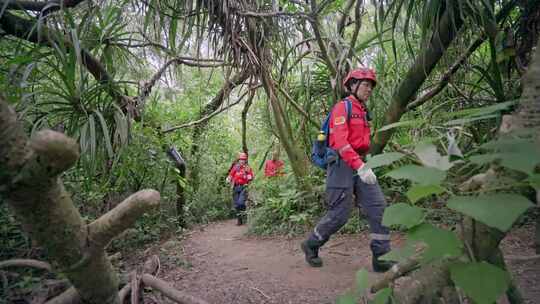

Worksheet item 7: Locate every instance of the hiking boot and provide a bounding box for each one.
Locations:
[372,254,397,273]
[301,239,323,267]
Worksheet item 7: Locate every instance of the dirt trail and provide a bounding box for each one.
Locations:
[149,220,538,304]
[155,220,401,304]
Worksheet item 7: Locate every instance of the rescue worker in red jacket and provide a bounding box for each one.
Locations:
[226,152,254,225]
[264,149,285,177]
[301,68,395,272]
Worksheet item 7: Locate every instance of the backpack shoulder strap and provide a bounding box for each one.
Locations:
[343,98,353,122]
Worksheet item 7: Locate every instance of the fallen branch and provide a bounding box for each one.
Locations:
[328,250,351,257]
[141,274,209,304]
[505,254,540,261]
[250,286,271,300]
[45,287,80,304]
[327,241,345,248]
[119,255,160,303]
[370,243,426,293]
[391,260,453,304]
[0,259,52,272]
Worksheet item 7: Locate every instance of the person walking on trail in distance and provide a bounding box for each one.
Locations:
[226,152,254,225]
[301,67,396,272]
[264,148,285,177]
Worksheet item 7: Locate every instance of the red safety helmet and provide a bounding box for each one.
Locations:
[238,152,248,160]
[342,68,377,89]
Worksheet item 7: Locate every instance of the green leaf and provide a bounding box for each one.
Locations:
[447,194,533,232]
[450,262,510,304]
[406,184,446,204]
[528,174,540,189]
[408,223,463,263]
[382,203,424,229]
[355,269,369,296]
[336,292,356,304]
[445,114,499,126]
[480,137,540,175]
[80,121,88,154]
[93,110,113,159]
[88,114,96,164]
[385,165,446,185]
[366,152,405,169]
[481,137,537,152]
[469,153,502,165]
[377,118,425,132]
[169,19,178,50]
[379,241,418,262]
[371,288,392,304]
[414,142,453,170]
[499,151,540,175]
[442,100,516,120]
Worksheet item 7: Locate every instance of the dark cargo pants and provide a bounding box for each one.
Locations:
[233,185,247,212]
[308,160,391,256]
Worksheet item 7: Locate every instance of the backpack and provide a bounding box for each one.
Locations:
[311,98,353,170]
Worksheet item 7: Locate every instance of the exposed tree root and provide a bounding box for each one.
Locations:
[0,259,52,272]
[141,274,209,304]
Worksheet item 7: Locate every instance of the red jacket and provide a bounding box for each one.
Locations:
[264,159,284,177]
[328,95,371,170]
[228,163,254,185]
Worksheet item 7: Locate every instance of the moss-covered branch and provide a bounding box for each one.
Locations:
[88,190,160,248]
[0,96,161,304]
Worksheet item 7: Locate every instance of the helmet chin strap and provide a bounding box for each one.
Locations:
[352,85,363,103]
[351,85,373,122]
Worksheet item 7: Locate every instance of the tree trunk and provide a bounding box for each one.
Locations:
[0,97,160,304]
[370,8,463,154]
[260,60,310,185]
[176,165,186,228]
[241,92,256,153]
[242,11,310,186]
[189,70,250,193]
[513,37,540,255]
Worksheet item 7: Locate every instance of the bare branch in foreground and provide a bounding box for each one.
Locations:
[0,259,52,272]
[162,85,261,133]
[141,274,209,304]
[88,190,160,248]
[370,244,425,293]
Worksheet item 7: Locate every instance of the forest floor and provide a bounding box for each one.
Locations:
[130,220,539,304]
